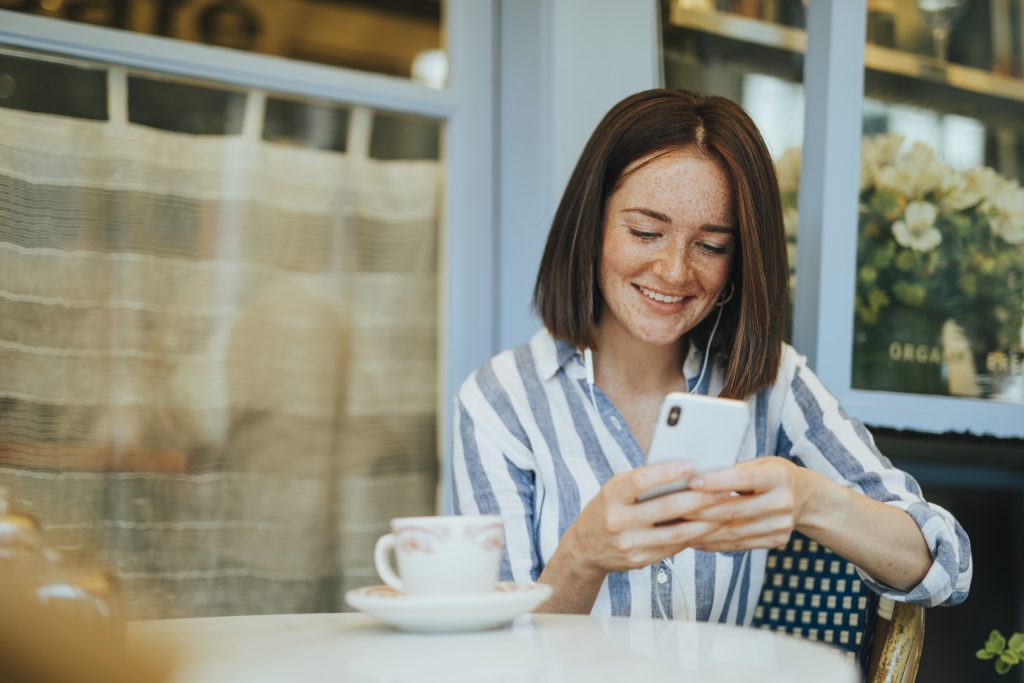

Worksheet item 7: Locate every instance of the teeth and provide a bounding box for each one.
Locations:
[639,286,685,304]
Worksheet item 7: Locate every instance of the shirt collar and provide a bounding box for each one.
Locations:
[534,328,707,384]
[532,329,579,381]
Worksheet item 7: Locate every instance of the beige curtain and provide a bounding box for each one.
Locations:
[0,61,441,618]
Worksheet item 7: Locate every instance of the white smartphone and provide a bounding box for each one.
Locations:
[636,392,752,502]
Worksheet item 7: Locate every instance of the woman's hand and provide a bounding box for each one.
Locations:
[682,456,814,552]
[564,460,728,576]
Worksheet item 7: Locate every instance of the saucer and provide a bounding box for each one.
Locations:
[345,582,552,633]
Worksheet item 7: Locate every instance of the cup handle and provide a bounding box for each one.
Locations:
[374,533,404,592]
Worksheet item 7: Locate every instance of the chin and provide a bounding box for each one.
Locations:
[630,322,689,347]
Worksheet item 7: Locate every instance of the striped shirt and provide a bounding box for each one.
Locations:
[452,328,971,623]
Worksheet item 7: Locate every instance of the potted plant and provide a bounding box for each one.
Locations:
[777,136,1024,398]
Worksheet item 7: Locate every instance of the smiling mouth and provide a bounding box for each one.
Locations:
[637,285,688,304]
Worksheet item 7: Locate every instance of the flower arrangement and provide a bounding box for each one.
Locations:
[777,135,1024,396]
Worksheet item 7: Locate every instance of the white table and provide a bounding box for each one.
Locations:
[131,613,860,683]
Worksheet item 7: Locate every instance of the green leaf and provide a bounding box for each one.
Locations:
[871,189,904,221]
[1008,632,1024,654]
[988,630,1007,654]
[996,659,1011,675]
[978,649,996,660]
[1001,650,1021,665]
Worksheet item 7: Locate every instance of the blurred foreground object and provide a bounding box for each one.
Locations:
[0,487,177,683]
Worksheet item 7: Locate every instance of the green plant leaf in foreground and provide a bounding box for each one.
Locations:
[987,630,1007,654]
[980,630,1024,675]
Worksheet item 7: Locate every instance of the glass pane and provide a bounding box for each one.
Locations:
[662,0,806,335]
[5,0,447,87]
[0,51,107,119]
[0,46,444,617]
[263,97,349,152]
[850,0,1024,403]
[128,75,246,134]
[370,111,440,160]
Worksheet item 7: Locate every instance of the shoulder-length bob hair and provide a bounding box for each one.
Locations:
[533,88,788,400]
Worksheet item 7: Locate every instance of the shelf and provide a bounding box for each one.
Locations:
[668,5,1024,109]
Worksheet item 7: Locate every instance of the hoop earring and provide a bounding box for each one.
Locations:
[716,282,736,307]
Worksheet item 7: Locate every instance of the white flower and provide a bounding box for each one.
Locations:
[873,164,913,197]
[990,215,1024,244]
[862,134,905,168]
[939,168,976,211]
[990,203,1024,246]
[983,176,1024,245]
[892,201,942,251]
[775,148,801,195]
[860,134,904,192]
[962,167,1003,212]
[873,142,946,199]
[907,143,946,197]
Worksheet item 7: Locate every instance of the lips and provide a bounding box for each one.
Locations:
[636,284,690,305]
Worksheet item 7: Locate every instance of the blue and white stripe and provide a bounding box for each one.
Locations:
[451,328,972,622]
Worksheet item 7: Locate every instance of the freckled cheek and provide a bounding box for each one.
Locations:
[600,250,642,289]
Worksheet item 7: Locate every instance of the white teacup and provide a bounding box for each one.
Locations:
[373,515,504,596]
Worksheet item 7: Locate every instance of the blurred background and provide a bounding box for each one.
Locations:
[0,1,1022,681]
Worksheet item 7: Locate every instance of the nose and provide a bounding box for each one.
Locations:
[652,241,690,286]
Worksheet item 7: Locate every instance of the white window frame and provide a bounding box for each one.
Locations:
[795,0,1024,439]
[0,2,498,505]
[496,0,661,350]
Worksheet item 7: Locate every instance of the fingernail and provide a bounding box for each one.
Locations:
[673,461,694,474]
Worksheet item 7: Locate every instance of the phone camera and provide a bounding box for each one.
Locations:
[667,406,681,426]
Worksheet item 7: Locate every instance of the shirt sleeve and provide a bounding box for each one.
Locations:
[452,365,543,584]
[777,351,972,608]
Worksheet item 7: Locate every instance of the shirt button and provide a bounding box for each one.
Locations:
[656,570,668,585]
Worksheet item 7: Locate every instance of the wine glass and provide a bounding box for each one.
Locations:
[915,0,968,62]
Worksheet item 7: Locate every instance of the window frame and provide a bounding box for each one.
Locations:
[793,0,1024,439]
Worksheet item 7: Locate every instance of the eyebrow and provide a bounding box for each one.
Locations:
[622,207,671,223]
[621,207,737,234]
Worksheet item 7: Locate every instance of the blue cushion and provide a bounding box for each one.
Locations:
[751,532,879,676]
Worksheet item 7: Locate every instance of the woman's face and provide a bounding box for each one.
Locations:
[597,148,736,349]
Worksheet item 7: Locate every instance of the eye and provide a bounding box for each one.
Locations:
[628,228,660,241]
[698,242,729,256]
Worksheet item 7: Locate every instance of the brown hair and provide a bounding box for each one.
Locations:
[532,88,788,399]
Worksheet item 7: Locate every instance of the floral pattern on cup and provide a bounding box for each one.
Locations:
[374,515,504,596]
[464,522,504,552]
[396,526,449,555]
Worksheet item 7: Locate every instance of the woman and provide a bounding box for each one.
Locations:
[452,88,971,622]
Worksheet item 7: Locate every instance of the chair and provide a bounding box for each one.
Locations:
[752,532,924,683]
[867,598,925,683]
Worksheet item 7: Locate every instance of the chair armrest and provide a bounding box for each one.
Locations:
[868,599,925,683]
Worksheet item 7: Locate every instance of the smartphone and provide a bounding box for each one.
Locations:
[636,392,752,502]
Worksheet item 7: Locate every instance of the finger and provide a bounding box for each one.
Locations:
[688,459,780,494]
[611,460,695,502]
[690,531,793,553]
[687,515,792,548]
[627,519,726,551]
[685,490,791,523]
[634,489,727,525]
